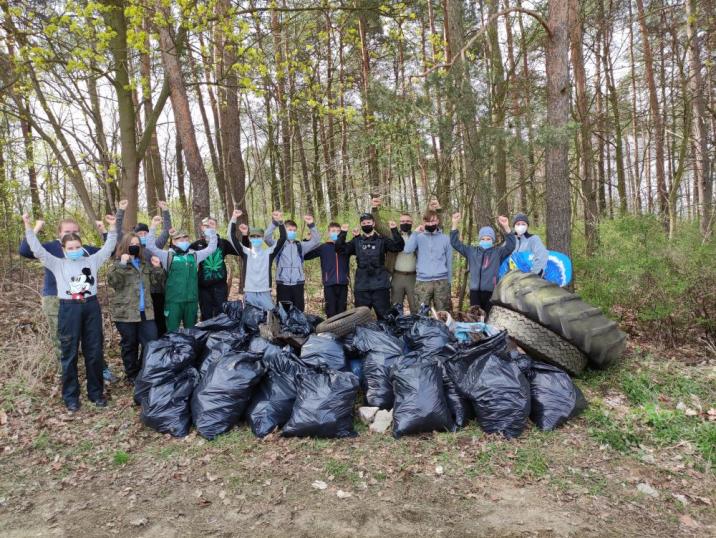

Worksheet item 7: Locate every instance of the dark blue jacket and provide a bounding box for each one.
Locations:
[20,239,101,296]
[304,242,350,287]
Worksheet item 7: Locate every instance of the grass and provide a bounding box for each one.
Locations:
[113,450,131,465]
[513,446,549,479]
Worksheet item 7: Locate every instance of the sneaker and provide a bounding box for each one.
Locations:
[103,367,117,383]
[92,397,108,408]
[66,401,81,413]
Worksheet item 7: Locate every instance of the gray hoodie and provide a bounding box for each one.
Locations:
[513,232,548,274]
[264,221,320,285]
[403,229,452,282]
[25,229,117,299]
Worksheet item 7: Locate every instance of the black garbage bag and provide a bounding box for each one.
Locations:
[353,324,403,357]
[195,313,243,333]
[221,300,244,321]
[246,351,307,437]
[451,352,531,439]
[405,317,454,353]
[198,329,251,373]
[248,335,284,360]
[363,352,399,409]
[242,304,268,333]
[391,353,455,438]
[528,361,587,431]
[134,332,198,406]
[191,352,266,440]
[442,331,509,382]
[341,332,360,359]
[281,368,359,438]
[140,367,199,437]
[439,360,474,428]
[300,333,346,370]
[277,302,311,337]
[305,313,324,331]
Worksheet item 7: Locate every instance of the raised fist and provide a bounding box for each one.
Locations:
[340,223,349,232]
[158,200,168,211]
[497,215,510,231]
[416,224,425,233]
[232,208,243,220]
[452,212,461,224]
[428,198,441,211]
[352,227,360,237]
[271,210,282,222]
[388,220,397,229]
[105,214,116,225]
[118,199,129,210]
[304,214,314,225]
[151,215,162,227]
[150,256,161,268]
[95,220,106,234]
[371,197,382,208]
[120,253,131,264]
[238,223,249,235]
[168,227,176,236]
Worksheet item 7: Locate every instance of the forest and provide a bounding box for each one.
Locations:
[0,1,715,535]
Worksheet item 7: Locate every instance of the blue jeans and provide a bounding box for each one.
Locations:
[58,296,104,405]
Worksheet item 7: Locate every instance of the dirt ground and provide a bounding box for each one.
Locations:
[1,274,714,537]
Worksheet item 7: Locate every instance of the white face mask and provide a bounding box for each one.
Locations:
[515,224,528,236]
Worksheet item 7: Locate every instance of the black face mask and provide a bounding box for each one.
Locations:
[399,223,412,233]
[424,224,438,233]
[361,224,374,234]
[128,245,141,256]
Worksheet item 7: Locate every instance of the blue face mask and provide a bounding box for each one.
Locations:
[329,232,339,241]
[286,230,297,241]
[139,236,147,246]
[250,237,263,249]
[479,240,493,249]
[65,249,84,261]
[176,241,190,252]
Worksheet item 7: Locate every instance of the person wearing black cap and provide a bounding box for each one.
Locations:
[511,212,548,276]
[335,213,404,319]
[116,200,173,336]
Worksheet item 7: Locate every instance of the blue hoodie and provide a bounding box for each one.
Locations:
[450,230,516,291]
[304,241,350,286]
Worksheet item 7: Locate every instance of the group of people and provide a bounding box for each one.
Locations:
[20,197,547,412]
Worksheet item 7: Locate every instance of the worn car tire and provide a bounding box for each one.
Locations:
[487,306,587,376]
[491,271,626,368]
[315,307,375,337]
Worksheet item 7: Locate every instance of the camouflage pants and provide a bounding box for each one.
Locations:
[41,295,61,360]
[414,279,452,313]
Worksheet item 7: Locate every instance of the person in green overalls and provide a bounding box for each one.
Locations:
[145,216,217,331]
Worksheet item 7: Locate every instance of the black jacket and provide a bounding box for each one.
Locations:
[304,242,350,287]
[335,229,404,291]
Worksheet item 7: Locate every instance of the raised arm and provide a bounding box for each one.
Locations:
[385,224,405,253]
[228,210,250,258]
[114,200,127,245]
[195,228,218,263]
[449,229,470,258]
[301,215,321,254]
[92,214,118,265]
[370,198,391,238]
[156,201,172,249]
[263,219,277,247]
[22,215,62,274]
[146,215,169,268]
[334,225,355,256]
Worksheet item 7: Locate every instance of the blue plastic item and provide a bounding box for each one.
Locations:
[499,250,573,287]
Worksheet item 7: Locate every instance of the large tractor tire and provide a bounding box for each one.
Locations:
[487,306,587,376]
[491,271,626,368]
[315,307,375,338]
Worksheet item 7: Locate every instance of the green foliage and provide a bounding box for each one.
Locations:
[573,215,716,345]
[112,450,131,465]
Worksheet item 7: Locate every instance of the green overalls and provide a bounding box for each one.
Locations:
[164,252,199,331]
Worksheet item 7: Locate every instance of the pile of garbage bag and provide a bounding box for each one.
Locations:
[134,301,586,440]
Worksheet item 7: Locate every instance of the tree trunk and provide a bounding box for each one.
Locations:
[271,8,293,214]
[544,0,572,256]
[686,0,713,238]
[487,0,508,216]
[627,0,642,214]
[635,0,668,222]
[444,0,490,223]
[157,15,210,233]
[18,98,42,218]
[102,0,139,229]
[357,10,380,191]
[569,0,598,254]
